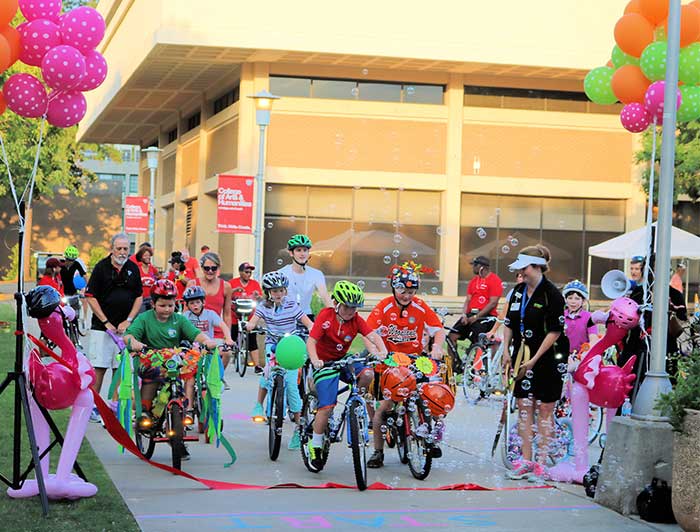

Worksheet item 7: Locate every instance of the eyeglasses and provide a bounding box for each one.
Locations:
[202,265,219,272]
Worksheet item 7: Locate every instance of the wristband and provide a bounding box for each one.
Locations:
[101,319,109,325]
[126,317,133,323]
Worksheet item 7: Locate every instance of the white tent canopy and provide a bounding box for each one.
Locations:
[588,223,700,260]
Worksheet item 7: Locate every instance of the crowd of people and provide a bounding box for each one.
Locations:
[39,231,689,478]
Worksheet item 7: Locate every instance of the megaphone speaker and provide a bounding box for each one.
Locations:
[601,269,633,299]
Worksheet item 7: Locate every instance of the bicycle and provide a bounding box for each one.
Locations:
[462,332,506,403]
[134,346,201,470]
[299,353,378,490]
[233,298,256,377]
[193,344,231,439]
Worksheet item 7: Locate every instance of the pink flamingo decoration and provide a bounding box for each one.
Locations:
[8,294,98,500]
[547,297,638,483]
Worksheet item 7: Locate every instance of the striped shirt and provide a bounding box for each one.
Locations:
[254,297,305,345]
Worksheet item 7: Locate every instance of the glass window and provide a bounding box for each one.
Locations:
[404,84,444,104]
[354,188,398,223]
[270,76,311,98]
[399,190,441,225]
[307,220,352,276]
[540,229,584,285]
[542,198,584,230]
[585,199,626,232]
[308,187,352,219]
[128,174,139,194]
[499,196,541,229]
[312,79,357,100]
[263,216,307,273]
[357,82,401,102]
[461,193,501,228]
[266,185,308,217]
[585,231,624,299]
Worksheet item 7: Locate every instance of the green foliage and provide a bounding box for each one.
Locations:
[635,122,700,201]
[88,245,108,271]
[657,352,700,432]
[0,244,19,281]
[310,292,324,316]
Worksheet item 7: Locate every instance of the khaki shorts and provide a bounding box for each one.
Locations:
[87,329,122,369]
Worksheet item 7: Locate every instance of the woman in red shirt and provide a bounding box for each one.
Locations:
[135,245,159,312]
[38,257,65,297]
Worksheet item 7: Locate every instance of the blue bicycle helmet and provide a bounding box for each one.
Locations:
[563,280,589,300]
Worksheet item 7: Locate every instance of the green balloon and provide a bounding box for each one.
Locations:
[612,45,639,69]
[584,66,617,105]
[677,85,700,122]
[679,43,700,86]
[275,334,307,370]
[640,42,667,81]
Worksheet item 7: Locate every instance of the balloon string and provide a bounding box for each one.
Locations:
[20,118,46,212]
[0,133,23,228]
[640,116,658,364]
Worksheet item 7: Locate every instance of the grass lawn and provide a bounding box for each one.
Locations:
[0,303,140,532]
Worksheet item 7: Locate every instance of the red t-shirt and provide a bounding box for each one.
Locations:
[167,269,196,299]
[195,278,226,338]
[466,272,503,317]
[229,277,263,325]
[310,307,372,362]
[184,257,199,278]
[366,296,442,353]
[137,262,159,298]
[38,275,64,297]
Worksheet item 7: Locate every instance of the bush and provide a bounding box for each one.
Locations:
[88,245,108,271]
[310,293,324,316]
[657,352,700,433]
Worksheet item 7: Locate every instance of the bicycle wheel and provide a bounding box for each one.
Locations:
[268,373,284,461]
[445,338,463,375]
[299,392,331,472]
[500,397,518,470]
[462,344,486,403]
[237,332,248,377]
[135,424,156,459]
[406,398,432,480]
[443,355,457,395]
[348,398,369,491]
[168,403,185,471]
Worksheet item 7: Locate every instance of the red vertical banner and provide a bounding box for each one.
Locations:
[217,174,254,234]
[124,196,149,233]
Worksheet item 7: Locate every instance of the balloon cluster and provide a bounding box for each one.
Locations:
[584,0,700,133]
[0,0,108,128]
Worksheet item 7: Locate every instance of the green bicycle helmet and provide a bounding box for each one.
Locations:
[332,280,365,308]
[64,245,79,260]
[287,234,312,250]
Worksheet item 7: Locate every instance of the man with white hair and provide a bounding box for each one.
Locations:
[85,233,143,422]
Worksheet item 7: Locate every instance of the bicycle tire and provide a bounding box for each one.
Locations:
[348,398,369,491]
[135,424,156,459]
[462,344,486,402]
[299,392,330,472]
[406,398,432,480]
[237,332,248,377]
[500,396,516,470]
[268,373,284,461]
[169,403,185,471]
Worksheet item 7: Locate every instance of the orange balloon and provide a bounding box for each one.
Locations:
[664,5,700,48]
[611,64,651,104]
[0,91,6,116]
[624,0,642,15]
[639,0,669,25]
[615,13,655,57]
[0,0,18,28]
[0,25,20,67]
[0,35,10,74]
[693,0,700,10]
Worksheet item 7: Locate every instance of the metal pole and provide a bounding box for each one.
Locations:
[149,167,156,245]
[633,0,680,420]
[254,124,267,281]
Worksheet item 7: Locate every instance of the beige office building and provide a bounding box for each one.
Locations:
[78,0,643,297]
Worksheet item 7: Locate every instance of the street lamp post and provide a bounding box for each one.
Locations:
[141,146,161,246]
[634,0,681,420]
[248,90,280,280]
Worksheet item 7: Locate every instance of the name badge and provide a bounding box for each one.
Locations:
[510,302,521,312]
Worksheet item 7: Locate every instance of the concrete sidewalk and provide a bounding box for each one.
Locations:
[86,366,680,532]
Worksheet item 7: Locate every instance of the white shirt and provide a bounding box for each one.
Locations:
[278,264,327,315]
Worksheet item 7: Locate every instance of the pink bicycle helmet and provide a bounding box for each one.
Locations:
[609,297,640,330]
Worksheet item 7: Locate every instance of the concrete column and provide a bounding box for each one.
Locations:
[171,142,187,254]
[440,73,464,297]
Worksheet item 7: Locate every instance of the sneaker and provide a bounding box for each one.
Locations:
[429,445,442,458]
[288,431,301,450]
[527,462,546,483]
[367,450,384,469]
[89,407,102,423]
[506,460,535,480]
[223,378,231,391]
[254,366,264,375]
[251,403,266,421]
[307,444,324,472]
[181,444,191,461]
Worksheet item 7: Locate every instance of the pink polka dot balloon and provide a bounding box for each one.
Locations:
[2,73,48,119]
[19,18,61,67]
[41,45,86,91]
[59,7,105,54]
[620,103,652,133]
[76,49,107,92]
[644,80,682,122]
[19,0,62,23]
[46,90,87,128]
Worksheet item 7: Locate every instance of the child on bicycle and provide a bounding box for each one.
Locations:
[183,285,236,347]
[124,279,218,457]
[306,281,387,472]
[365,262,445,468]
[246,271,314,450]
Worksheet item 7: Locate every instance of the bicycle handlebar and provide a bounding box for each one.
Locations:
[322,353,379,370]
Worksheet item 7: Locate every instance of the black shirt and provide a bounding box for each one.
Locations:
[60,259,87,295]
[505,275,569,358]
[86,256,142,331]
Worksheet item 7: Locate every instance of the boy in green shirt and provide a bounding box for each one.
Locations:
[124,280,217,423]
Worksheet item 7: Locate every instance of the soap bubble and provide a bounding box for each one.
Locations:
[557,363,567,373]
[501,245,510,254]
[383,256,392,264]
[476,227,487,239]
[406,86,415,96]
[521,379,531,391]
[525,369,534,379]
[524,329,533,338]
[351,87,359,97]
[431,287,438,295]
[357,280,366,289]
[381,280,388,288]
[436,227,444,236]
[266,221,273,229]
[510,237,519,247]
[393,234,402,243]
[392,249,400,258]
[336,344,344,351]
[276,258,284,265]
[362,68,369,75]
[411,251,418,259]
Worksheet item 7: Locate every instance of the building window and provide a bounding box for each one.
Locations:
[269,75,444,104]
[166,128,177,144]
[213,85,240,115]
[459,193,626,297]
[128,174,139,194]
[464,85,622,115]
[184,112,201,133]
[264,185,442,293]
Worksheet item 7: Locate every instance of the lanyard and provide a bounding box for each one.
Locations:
[519,279,542,334]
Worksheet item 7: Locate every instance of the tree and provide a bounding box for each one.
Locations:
[0,1,117,200]
[635,121,700,202]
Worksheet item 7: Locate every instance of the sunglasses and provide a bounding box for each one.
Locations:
[202,265,219,272]
[631,255,645,263]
